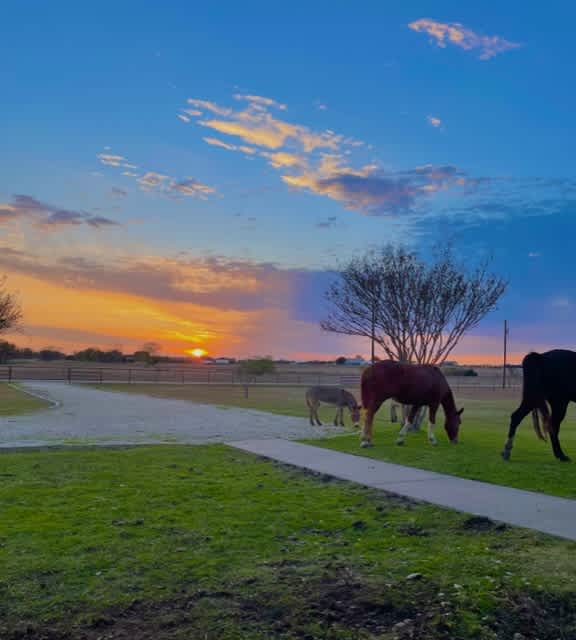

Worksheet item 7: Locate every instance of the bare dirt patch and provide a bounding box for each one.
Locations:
[5,564,576,640]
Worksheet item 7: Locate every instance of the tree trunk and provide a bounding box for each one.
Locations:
[390,403,398,422]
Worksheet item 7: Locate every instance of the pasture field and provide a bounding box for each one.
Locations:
[98,384,576,498]
[2,445,576,639]
[0,383,49,416]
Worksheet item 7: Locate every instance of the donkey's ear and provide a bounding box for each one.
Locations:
[458,407,464,415]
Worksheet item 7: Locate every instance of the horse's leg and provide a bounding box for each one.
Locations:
[501,401,532,460]
[361,400,383,448]
[428,404,438,446]
[312,401,322,426]
[333,406,339,426]
[396,405,420,445]
[548,398,570,462]
[307,396,315,426]
[339,406,345,427]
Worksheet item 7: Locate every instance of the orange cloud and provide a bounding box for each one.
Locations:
[261,151,306,169]
[409,18,521,60]
[183,96,344,152]
[182,93,470,217]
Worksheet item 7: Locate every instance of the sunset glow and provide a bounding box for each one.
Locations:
[2,5,575,362]
[188,348,208,359]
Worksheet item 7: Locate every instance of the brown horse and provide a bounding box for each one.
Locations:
[305,386,361,427]
[360,360,463,448]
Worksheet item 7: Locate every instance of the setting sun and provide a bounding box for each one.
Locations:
[188,348,208,359]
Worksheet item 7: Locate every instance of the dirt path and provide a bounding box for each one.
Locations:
[0,383,343,448]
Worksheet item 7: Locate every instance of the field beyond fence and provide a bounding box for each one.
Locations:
[0,362,522,391]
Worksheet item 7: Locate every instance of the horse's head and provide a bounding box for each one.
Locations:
[445,407,464,443]
[349,403,361,428]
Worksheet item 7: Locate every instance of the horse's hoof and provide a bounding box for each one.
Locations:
[396,439,405,446]
[429,440,437,447]
[559,455,571,463]
[501,450,510,461]
[360,440,373,448]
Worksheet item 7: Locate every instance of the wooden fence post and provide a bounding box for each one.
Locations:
[67,368,72,384]
[8,366,12,383]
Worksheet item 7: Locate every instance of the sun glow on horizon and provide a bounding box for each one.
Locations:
[187,348,208,359]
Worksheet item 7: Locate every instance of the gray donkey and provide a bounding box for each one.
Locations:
[305,386,361,427]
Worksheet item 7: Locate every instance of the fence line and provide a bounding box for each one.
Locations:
[0,364,522,391]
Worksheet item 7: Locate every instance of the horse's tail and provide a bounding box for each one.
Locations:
[522,352,549,442]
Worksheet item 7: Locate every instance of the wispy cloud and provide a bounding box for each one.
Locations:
[178,91,575,223]
[177,94,492,216]
[97,154,137,169]
[409,18,521,60]
[98,151,216,199]
[181,96,344,152]
[233,93,287,111]
[261,151,306,169]
[203,137,257,155]
[0,195,120,230]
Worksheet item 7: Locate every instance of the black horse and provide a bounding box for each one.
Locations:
[502,349,576,462]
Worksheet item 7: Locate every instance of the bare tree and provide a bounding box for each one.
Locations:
[0,276,22,336]
[322,244,507,425]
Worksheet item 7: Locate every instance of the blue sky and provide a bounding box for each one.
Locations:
[1,1,575,361]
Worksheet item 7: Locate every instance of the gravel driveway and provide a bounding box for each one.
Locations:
[0,383,345,448]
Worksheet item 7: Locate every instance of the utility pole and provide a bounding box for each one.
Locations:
[502,320,509,389]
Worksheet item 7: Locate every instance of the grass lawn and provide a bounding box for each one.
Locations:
[2,445,576,639]
[0,383,49,416]
[96,384,576,499]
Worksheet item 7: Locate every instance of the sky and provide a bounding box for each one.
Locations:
[1,1,576,364]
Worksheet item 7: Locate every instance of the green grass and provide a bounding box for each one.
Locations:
[97,384,576,499]
[0,383,49,415]
[307,396,576,499]
[2,445,576,639]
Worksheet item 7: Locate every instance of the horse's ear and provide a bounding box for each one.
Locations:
[458,407,464,415]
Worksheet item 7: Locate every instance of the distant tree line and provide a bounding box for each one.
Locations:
[0,342,168,365]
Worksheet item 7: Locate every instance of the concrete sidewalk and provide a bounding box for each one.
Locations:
[229,439,576,541]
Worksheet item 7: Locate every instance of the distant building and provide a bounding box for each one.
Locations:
[344,358,367,366]
[212,357,236,365]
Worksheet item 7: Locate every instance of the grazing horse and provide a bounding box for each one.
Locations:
[305,386,361,428]
[502,349,576,462]
[360,360,463,448]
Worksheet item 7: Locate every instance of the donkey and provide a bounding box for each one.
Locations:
[360,360,463,448]
[305,386,361,428]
